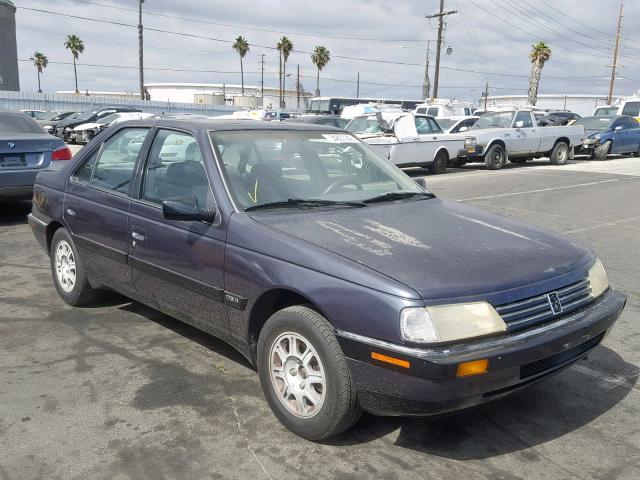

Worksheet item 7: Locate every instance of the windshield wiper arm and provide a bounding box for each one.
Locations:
[245,198,367,211]
[362,191,435,204]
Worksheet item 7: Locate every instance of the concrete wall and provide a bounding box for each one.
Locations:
[481,94,619,116]
[0,1,20,91]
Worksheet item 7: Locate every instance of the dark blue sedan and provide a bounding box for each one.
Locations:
[28,119,626,440]
[0,111,72,199]
[576,115,640,160]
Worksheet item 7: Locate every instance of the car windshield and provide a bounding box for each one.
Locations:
[594,107,617,116]
[472,111,515,129]
[35,111,59,121]
[211,130,424,211]
[0,114,44,134]
[574,116,616,131]
[436,118,456,130]
[99,113,122,124]
[345,117,386,134]
[73,111,97,121]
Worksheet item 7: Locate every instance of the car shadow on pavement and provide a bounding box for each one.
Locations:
[329,346,638,459]
[0,200,31,226]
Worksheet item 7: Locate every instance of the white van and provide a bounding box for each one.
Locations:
[414,100,474,118]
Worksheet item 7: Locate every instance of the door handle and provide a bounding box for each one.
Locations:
[432,136,438,140]
[131,231,146,241]
[66,208,76,217]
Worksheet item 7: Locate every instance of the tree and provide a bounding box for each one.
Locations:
[31,52,48,94]
[277,36,293,108]
[527,41,551,106]
[64,35,85,94]
[311,46,330,97]
[232,36,250,95]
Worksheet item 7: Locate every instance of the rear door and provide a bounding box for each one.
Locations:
[65,126,152,292]
[128,128,228,332]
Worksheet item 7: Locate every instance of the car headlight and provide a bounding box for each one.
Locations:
[588,258,609,299]
[464,136,478,147]
[400,302,507,344]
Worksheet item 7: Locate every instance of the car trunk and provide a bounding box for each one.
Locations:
[0,134,61,170]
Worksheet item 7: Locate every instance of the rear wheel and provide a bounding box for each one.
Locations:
[50,228,97,306]
[634,144,640,157]
[549,141,570,165]
[257,306,361,440]
[484,144,505,170]
[430,150,448,174]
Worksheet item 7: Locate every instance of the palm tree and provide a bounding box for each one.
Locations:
[311,46,330,97]
[527,42,551,106]
[232,36,250,95]
[31,52,48,94]
[277,36,294,108]
[64,35,85,94]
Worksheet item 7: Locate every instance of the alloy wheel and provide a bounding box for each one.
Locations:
[55,240,76,293]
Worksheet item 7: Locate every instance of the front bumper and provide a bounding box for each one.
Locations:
[458,145,484,158]
[336,289,626,416]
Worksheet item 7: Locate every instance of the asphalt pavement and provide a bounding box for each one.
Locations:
[1,156,639,480]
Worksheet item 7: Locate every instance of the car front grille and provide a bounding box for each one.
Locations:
[519,332,605,379]
[496,279,593,332]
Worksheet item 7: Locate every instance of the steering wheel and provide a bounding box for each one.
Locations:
[323,177,364,195]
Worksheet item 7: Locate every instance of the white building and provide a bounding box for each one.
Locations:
[480,94,625,116]
[144,83,310,109]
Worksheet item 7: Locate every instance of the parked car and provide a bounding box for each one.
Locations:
[548,111,581,122]
[460,109,585,169]
[54,106,142,143]
[0,111,72,199]
[414,100,475,117]
[575,115,640,160]
[71,112,154,144]
[28,118,625,440]
[285,115,349,129]
[346,112,464,173]
[38,111,79,134]
[593,105,618,116]
[20,109,46,118]
[434,116,479,134]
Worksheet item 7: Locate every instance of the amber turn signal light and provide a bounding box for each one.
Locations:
[371,352,410,369]
[456,359,489,377]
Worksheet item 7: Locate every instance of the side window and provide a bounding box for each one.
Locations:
[621,102,640,117]
[414,117,432,134]
[428,118,443,133]
[514,111,533,128]
[74,127,149,194]
[142,130,213,210]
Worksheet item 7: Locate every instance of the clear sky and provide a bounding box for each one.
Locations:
[13,0,640,101]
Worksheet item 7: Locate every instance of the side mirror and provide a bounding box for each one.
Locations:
[162,197,215,223]
[414,177,427,190]
[614,125,623,131]
[458,126,468,132]
[514,121,524,128]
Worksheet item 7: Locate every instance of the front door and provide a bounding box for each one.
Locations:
[513,111,540,154]
[128,128,228,333]
[65,126,152,292]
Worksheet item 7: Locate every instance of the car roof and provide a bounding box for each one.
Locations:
[116,118,343,132]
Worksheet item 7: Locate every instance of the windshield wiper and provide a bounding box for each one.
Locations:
[362,191,435,204]
[245,198,367,211]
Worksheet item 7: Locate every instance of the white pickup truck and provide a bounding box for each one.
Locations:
[460,109,585,169]
[346,111,464,174]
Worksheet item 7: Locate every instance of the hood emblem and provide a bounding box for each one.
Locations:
[547,292,563,314]
[8,142,16,149]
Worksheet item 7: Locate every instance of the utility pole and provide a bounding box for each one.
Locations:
[356,72,360,98]
[422,41,431,100]
[138,0,145,100]
[259,54,265,105]
[608,2,623,105]
[483,81,489,110]
[297,65,301,110]
[426,0,457,99]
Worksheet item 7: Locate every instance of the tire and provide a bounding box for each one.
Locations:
[50,228,97,306]
[594,141,611,161]
[257,306,361,441]
[430,150,448,175]
[509,157,528,164]
[484,144,505,170]
[550,141,570,165]
[634,144,640,158]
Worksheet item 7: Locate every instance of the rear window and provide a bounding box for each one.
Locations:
[0,114,45,134]
[621,102,640,117]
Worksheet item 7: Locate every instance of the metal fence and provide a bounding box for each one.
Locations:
[0,91,239,116]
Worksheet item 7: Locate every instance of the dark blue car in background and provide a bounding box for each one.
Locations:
[28,118,626,440]
[576,115,640,160]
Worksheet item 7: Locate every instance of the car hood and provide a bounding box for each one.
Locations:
[250,198,593,301]
[585,129,610,138]
[73,122,103,131]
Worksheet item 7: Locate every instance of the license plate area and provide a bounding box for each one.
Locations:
[0,154,26,168]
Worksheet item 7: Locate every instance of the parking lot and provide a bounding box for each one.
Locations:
[1,156,639,480]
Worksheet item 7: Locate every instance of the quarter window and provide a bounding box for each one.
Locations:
[73,127,149,194]
[142,130,213,210]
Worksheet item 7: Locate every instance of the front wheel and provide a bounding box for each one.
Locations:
[594,141,611,161]
[550,141,570,165]
[484,144,505,170]
[430,150,448,175]
[257,306,361,440]
[50,228,97,306]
